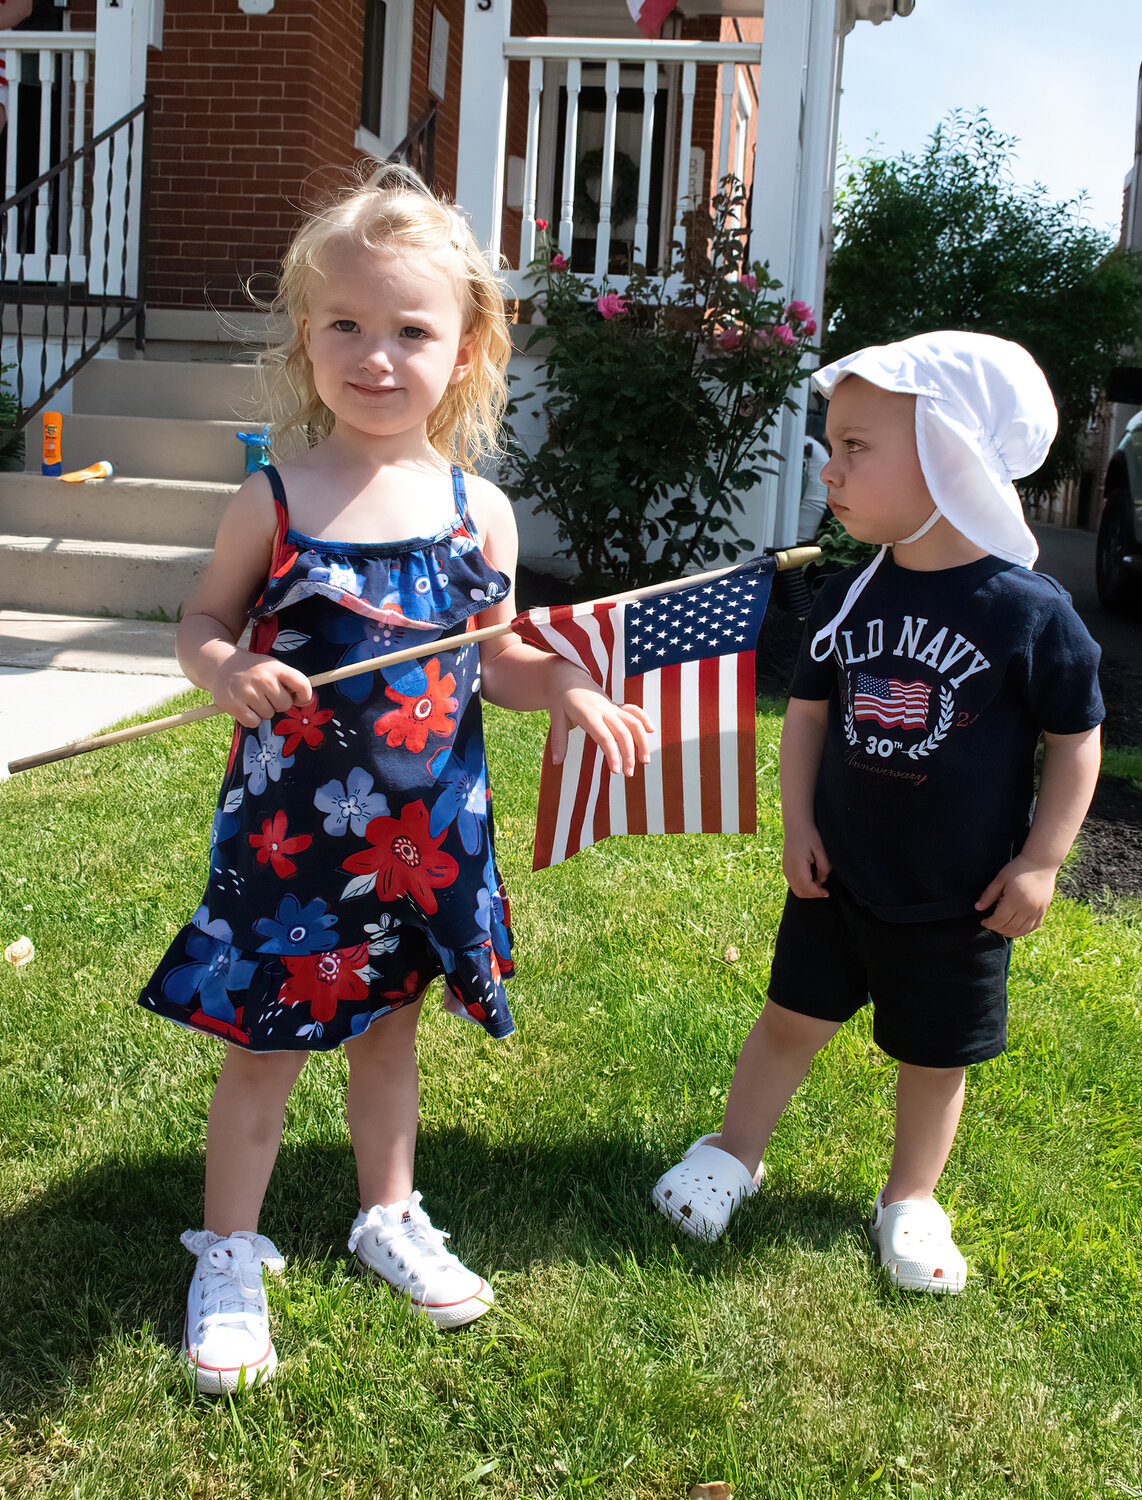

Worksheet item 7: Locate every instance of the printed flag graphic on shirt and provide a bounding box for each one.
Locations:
[852,675,931,730]
[512,557,775,870]
[626,0,677,38]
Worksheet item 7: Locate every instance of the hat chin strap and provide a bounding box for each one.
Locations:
[809,506,940,662]
[896,507,941,545]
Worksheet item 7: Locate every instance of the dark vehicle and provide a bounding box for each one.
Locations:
[1096,368,1142,616]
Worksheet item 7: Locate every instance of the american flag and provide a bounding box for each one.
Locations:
[512,558,775,870]
[852,675,931,730]
[625,0,677,38]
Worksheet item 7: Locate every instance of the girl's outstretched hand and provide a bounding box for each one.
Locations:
[547,661,655,777]
[209,650,313,729]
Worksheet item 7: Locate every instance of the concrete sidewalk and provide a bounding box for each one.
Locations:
[0,612,186,780]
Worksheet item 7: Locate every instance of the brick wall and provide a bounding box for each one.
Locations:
[96,0,760,311]
[406,0,465,200]
[104,0,367,310]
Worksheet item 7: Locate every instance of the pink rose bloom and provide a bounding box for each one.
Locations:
[784,300,814,325]
[750,328,771,350]
[713,327,743,352]
[596,293,629,319]
[802,317,818,338]
[771,323,797,348]
[740,272,757,292]
[535,218,548,231]
[550,253,567,270]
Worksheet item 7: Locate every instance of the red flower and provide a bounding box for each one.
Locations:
[374,658,458,753]
[278,944,369,1022]
[188,1006,250,1046]
[383,972,423,1006]
[535,217,548,231]
[249,811,312,878]
[275,695,335,755]
[342,801,459,914]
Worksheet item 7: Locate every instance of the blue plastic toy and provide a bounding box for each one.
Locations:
[236,425,272,472]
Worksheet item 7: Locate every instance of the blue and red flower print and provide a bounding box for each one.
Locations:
[375,659,458,753]
[340,801,459,914]
[138,465,516,1050]
[249,811,312,878]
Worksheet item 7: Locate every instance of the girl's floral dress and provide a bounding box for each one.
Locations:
[138,465,516,1049]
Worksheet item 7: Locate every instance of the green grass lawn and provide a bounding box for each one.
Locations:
[1,696,1140,1500]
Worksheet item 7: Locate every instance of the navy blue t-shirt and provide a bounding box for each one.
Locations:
[791,553,1104,921]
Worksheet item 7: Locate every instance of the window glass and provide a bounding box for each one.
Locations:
[361,0,388,137]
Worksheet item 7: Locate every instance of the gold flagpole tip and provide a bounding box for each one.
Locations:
[774,545,822,571]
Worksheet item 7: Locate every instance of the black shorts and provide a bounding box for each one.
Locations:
[767,877,1012,1068]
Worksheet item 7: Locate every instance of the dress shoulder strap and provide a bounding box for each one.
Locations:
[261,464,290,528]
[260,464,291,575]
[450,464,476,537]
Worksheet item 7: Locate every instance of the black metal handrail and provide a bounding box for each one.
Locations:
[392,103,437,189]
[0,98,151,434]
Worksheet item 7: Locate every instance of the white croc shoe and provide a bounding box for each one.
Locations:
[181,1230,285,1394]
[349,1191,493,1330]
[652,1134,763,1243]
[868,1191,968,1294]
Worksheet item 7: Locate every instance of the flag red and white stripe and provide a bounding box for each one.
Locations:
[512,560,774,869]
[626,0,676,39]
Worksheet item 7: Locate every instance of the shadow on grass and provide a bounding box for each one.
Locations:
[0,1129,861,1415]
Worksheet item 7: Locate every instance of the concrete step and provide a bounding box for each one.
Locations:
[73,357,264,422]
[126,307,286,345]
[26,413,250,483]
[0,473,235,548]
[0,534,210,617]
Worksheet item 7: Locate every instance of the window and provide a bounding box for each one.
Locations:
[360,0,387,139]
[357,0,414,157]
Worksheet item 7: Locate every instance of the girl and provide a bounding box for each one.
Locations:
[140,163,653,1394]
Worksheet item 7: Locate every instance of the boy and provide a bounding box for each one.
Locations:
[652,332,1103,1292]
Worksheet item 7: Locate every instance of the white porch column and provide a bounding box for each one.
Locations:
[90,0,153,298]
[773,0,844,548]
[455,0,513,261]
[743,0,810,550]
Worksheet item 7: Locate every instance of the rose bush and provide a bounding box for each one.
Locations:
[502,180,817,591]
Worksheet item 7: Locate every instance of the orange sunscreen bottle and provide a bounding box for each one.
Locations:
[42,412,63,476]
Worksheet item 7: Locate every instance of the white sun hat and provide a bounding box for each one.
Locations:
[807,330,1058,661]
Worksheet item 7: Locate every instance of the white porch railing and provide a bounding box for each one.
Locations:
[500,36,761,291]
[2,31,96,284]
[455,0,848,550]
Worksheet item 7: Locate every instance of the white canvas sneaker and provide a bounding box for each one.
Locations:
[181,1229,285,1394]
[348,1191,493,1330]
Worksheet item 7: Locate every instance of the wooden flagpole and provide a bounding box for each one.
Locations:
[7,546,819,775]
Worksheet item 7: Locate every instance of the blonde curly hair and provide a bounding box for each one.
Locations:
[255,161,512,469]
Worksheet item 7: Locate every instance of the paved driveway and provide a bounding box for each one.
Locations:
[1033,523,1142,745]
